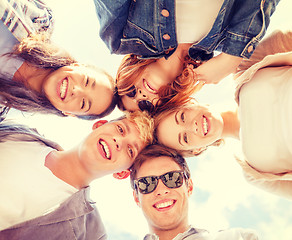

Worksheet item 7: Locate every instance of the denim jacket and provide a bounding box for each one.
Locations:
[0,187,107,240]
[94,0,280,60]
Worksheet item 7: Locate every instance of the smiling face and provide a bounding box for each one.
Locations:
[156,103,224,151]
[78,118,146,177]
[134,156,192,233]
[121,61,171,111]
[42,65,114,116]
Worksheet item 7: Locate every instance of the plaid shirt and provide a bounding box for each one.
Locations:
[0,0,54,41]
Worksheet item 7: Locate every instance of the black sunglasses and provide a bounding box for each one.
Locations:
[134,170,186,194]
[126,85,155,113]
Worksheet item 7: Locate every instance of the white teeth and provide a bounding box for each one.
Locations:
[203,116,208,135]
[155,200,174,209]
[99,140,111,159]
[144,80,157,94]
[60,79,68,99]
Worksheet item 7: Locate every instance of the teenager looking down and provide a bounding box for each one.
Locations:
[94,0,280,113]
[0,112,153,239]
[0,0,117,120]
[129,144,258,240]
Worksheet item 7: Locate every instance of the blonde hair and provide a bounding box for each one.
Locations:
[126,111,154,145]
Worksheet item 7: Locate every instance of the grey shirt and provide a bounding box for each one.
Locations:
[0,187,107,240]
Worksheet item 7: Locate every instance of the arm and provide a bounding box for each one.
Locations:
[93,0,131,53]
[243,172,292,201]
[193,53,242,84]
[212,228,258,240]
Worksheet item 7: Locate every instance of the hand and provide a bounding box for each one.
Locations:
[193,53,243,84]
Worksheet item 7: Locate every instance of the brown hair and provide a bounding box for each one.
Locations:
[116,54,203,113]
[0,33,116,119]
[129,144,191,190]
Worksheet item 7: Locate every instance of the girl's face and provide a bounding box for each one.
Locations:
[42,65,114,116]
[121,53,184,112]
[156,103,224,151]
[121,61,170,112]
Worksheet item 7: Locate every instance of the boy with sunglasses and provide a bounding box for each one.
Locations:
[130,144,258,240]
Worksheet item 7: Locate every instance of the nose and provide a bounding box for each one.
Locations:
[72,85,84,97]
[136,87,148,100]
[154,179,170,196]
[113,137,122,151]
[187,120,198,134]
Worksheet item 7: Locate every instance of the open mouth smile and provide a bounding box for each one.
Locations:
[153,199,176,211]
[59,78,68,100]
[143,79,158,94]
[99,139,111,160]
[202,115,209,136]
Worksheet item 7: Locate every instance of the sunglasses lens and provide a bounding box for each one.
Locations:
[138,100,154,112]
[135,171,184,194]
[161,171,184,188]
[137,176,158,194]
[126,85,137,98]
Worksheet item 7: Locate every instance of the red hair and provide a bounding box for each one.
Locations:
[116,54,204,112]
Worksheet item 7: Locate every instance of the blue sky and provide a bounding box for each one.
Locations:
[7,0,292,239]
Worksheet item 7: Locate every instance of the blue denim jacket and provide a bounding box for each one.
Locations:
[0,187,107,240]
[94,0,280,60]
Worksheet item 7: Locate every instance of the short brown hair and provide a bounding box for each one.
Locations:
[130,144,191,190]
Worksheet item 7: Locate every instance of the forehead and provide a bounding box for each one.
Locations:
[137,156,182,178]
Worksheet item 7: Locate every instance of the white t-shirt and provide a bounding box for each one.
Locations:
[239,66,292,173]
[0,141,77,231]
[175,0,224,43]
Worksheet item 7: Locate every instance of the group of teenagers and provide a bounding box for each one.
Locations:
[0,0,291,239]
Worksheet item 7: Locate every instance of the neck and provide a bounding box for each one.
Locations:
[150,223,190,240]
[14,61,52,93]
[45,148,95,189]
[221,109,240,139]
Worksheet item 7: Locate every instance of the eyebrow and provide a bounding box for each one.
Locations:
[174,111,179,125]
[124,121,140,156]
[175,111,183,146]
[85,100,92,113]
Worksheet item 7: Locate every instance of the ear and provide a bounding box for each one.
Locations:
[72,63,80,67]
[190,147,207,156]
[92,120,108,130]
[62,111,76,117]
[187,178,193,196]
[112,170,130,180]
[133,189,141,207]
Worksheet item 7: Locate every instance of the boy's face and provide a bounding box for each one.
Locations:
[133,156,193,232]
[78,119,146,177]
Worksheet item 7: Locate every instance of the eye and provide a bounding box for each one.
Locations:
[183,133,188,144]
[181,112,185,123]
[85,77,89,87]
[128,146,134,158]
[81,98,85,109]
[117,125,124,135]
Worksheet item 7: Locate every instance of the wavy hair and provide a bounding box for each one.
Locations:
[116,54,203,113]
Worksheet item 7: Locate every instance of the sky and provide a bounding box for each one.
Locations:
[6,0,292,239]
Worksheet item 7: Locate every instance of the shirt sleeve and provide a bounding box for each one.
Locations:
[212,228,259,240]
[222,0,279,59]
